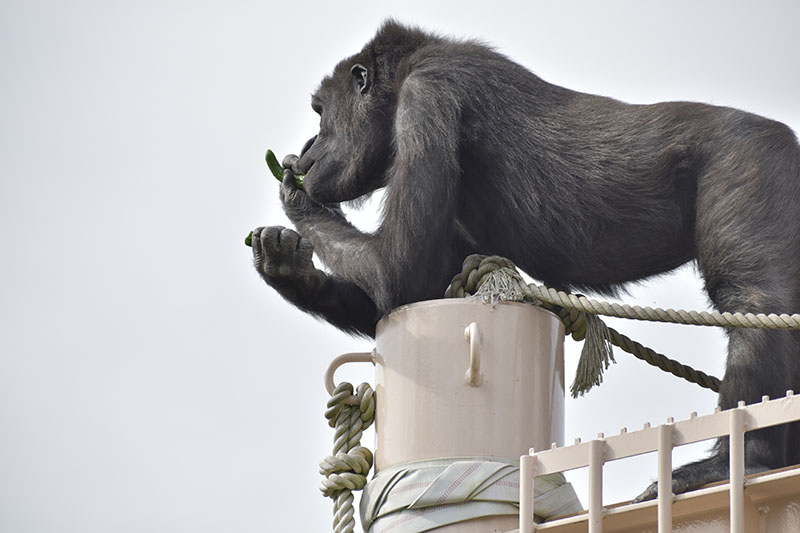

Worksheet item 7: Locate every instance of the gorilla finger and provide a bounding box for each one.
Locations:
[281,168,298,191]
[279,173,296,204]
[632,482,658,503]
[251,227,266,262]
[282,154,300,169]
[278,227,300,253]
[260,226,285,251]
[297,236,314,259]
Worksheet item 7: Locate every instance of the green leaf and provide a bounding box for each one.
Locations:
[265,149,284,180]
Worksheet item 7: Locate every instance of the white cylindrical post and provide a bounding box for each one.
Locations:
[371,299,567,532]
[374,299,565,469]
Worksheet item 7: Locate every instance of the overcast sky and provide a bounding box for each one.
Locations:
[1,1,798,532]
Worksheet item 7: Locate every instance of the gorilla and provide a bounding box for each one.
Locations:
[251,21,800,498]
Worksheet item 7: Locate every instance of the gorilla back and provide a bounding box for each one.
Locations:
[251,21,800,497]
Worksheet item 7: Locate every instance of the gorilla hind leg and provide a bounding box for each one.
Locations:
[642,137,800,499]
[696,260,799,488]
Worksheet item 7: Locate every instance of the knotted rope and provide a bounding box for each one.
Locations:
[445,255,800,396]
[320,382,375,533]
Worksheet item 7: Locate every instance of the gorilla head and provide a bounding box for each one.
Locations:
[292,24,436,204]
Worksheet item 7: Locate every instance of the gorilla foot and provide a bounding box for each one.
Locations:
[632,452,773,503]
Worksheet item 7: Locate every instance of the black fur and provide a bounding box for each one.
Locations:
[252,21,800,497]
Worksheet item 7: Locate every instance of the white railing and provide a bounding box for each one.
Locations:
[519,391,800,533]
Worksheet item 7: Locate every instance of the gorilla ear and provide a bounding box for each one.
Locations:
[350,64,371,95]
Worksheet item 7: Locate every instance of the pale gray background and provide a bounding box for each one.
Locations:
[1,1,798,531]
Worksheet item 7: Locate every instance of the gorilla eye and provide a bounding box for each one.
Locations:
[351,64,371,95]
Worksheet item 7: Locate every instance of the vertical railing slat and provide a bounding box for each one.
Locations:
[729,406,745,533]
[657,423,673,532]
[588,439,604,533]
[520,454,534,533]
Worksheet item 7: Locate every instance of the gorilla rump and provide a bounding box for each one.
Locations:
[252,21,800,497]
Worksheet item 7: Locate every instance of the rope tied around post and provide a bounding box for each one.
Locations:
[443,255,800,395]
[320,382,375,533]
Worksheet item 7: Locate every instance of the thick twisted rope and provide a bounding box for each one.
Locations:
[445,255,800,396]
[549,301,721,394]
[320,382,375,533]
[447,256,800,330]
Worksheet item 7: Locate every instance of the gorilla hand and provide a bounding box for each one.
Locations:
[279,164,346,223]
[279,167,318,220]
[281,153,300,172]
[251,225,379,336]
[251,226,324,304]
